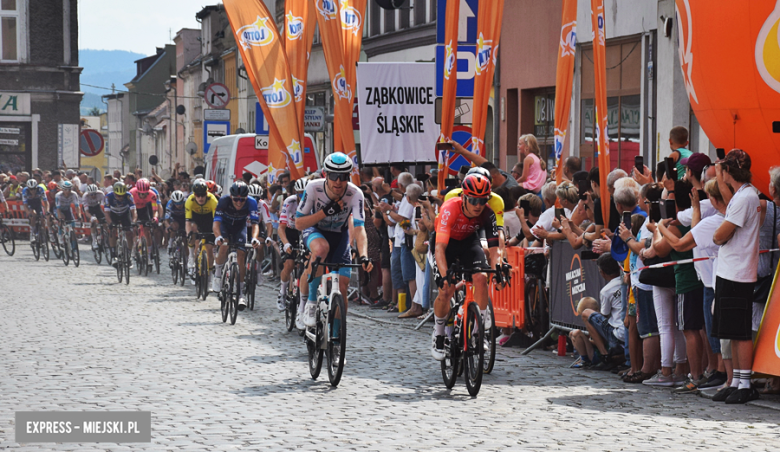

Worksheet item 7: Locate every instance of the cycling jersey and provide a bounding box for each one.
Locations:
[55,191,80,211]
[295,179,365,231]
[214,195,259,227]
[256,198,272,225]
[151,187,162,209]
[435,197,498,247]
[103,192,136,214]
[165,200,186,220]
[22,186,45,205]
[185,193,218,218]
[444,188,505,228]
[81,191,105,208]
[129,187,158,211]
[279,194,299,230]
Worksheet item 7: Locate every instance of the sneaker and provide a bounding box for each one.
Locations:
[238,296,247,311]
[276,293,286,312]
[431,332,446,361]
[698,371,728,389]
[92,241,99,250]
[369,299,391,309]
[111,257,118,268]
[212,275,221,293]
[712,386,739,402]
[725,387,760,404]
[256,273,264,286]
[643,371,678,387]
[672,376,706,394]
[295,307,305,330]
[30,236,36,243]
[303,301,317,327]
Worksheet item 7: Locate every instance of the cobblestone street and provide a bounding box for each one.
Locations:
[2,246,780,451]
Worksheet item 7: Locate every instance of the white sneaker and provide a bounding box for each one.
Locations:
[276,293,286,312]
[238,296,247,311]
[431,332,446,361]
[212,274,221,293]
[256,272,264,286]
[295,308,305,330]
[303,301,317,327]
[92,241,98,250]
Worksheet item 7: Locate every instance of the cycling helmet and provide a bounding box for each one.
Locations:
[26,179,38,188]
[191,180,208,195]
[466,166,493,183]
[248,184,263,199]
[206,180,217,194]
[48,182,58,191]
[113,182,127,195]
[323,152,353,173]
[294,178,308,192]
[136,178,150,193]
[61,180,73,190]
[87,184,99,193]
[229,181,249,197]
[215,184,222,196]
[170,190,185,203]
[461,174,491,198]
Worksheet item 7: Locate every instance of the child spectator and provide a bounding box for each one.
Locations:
[580,254,625,370]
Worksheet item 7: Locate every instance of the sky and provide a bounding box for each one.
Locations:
[78,0,203,53]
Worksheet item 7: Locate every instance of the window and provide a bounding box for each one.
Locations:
[384,7,395,33]
[429,0,437,22]
[532,89,556,169]
[414,0,426,26]
[1,0,19,62]
[370,1,381,37]
[400,2,411,29]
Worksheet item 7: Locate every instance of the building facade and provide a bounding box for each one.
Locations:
[0,0,82,173]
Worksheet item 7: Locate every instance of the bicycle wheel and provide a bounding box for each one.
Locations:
[219,271,229,323]
[195,251,203,299]
[484,298,497,375]
[42,230,49,261]
[117,247,124,283]
[441,327,459,389]
[327,293,347,387]
[246,259,256,311]
[1,225,15,256]
[70,230,79,267]
[123,239,131,285]
[229,264,238,325]
[62,233,70,266]
[285,281,297,332]
[31,233,40,261]
[50,229,61,259]
[178,245,186,286]
[153,240,160,274]
[307,326,324,380]
[141,237,149,276]
[200,249,209,301]
[463,303,485,397]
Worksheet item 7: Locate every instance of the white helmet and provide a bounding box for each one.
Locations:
[170,190,185,203]
[87,184,99,193]
[248,184,263,198]
[215,184,222,196]
[294,178,308,192]
[26,179,38,189]
[323,152,353,174]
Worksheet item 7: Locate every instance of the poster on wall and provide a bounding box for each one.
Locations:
[356,62,439,164]
[58,124,79,168]
[549,241,607,329]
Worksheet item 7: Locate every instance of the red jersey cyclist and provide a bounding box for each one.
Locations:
[129,178,159,265]
[431,173,504,361]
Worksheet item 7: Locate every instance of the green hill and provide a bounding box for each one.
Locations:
[79,49,146,115]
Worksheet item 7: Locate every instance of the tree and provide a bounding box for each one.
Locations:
[88,107,102,116]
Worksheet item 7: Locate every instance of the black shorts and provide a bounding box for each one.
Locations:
[677,285,704,331]
[57,207,74,223]
[168,215,186,231]
[431,232,489,278]
[87,205,105,223]
[188,213,213,236]
[380,233,392,269]
[283,228,300,247]
[26,198,43,215]
[137,206,151,223]
[110,211,132,228]
[713,276,754,340]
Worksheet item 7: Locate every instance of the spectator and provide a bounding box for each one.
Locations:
[389,164,406,189]
[511,161,524,183]
[3,176,21,200]
[563,156,582,182]
[77,172,89,194]
[515,134,546,195]
[569,296,601,367]
[379,172,415,312]
[370,176,394,309]
[507,193,543,248]
[396,180,423,317]
[358,184,382,304]
[528,181,575,244]
[667,126,691,180]
[124,173,136,189]
[103,174,114,194]
[580,254,625,369]
[360,167,374,184]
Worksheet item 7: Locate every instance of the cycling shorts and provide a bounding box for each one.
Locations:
[26,198,43,214]
[280,228,300,261]
[110,211,132,229]
[431,232,489,274]
[137,206,151,223]
[302,227,351,277]
[187,213,213,238]
[219,222,247,250]
[87,205,106,223]
[168,215,186,231]
[57,207,74,223]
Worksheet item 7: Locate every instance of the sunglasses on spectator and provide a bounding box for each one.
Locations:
[232,196,247,202]
[328,173,350,182]
[465,196,488,206]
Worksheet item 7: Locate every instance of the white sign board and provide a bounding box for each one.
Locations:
[58,124,79,168]
[254,135,269,149]
[204,109,231,121]
[304,107,325,132]
[0,93,31,116]
[356,62,438,164]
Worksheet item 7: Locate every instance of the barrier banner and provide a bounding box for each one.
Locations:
[356,63,438,164]
[223,0,302,183]
[591,0,610,226]
[469,0,504,156]
[489,247,526,329]
[549,241,607,329]
[753,263,780,377]
[284,0,316,171]
[1,201,92,235]
[553,0,577,185]
[314,0,360,184]
[438,0,460,195]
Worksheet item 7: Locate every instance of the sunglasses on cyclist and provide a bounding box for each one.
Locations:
[232,196,247,202]
[327,173,350,182]
[465,196,488,206]
[194,192,206,198]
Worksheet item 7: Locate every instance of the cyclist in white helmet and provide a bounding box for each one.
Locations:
[82,184,106,250]
[277,177,308,317]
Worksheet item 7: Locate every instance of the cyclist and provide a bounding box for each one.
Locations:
[278,178,307,319]
[54,181,83,242]
[129,178,159,265]
[165,190,186,256]
[81,184,106,250]
[22,179,49,242]
[185,180,217,280]
[247,184,274,287]
[213,181,262,311]
[431,173,503,361]
[296,152,373,328]
[444,166,506,250]
[149,180,164,251]
[104,182,137,267]
[46,181,59,236]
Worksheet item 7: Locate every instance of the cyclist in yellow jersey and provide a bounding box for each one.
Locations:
[185,180,218,278]
[444,167,506,251]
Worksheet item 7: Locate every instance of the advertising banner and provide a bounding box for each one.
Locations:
[553,0,577,185]
[284,0,316,161]
[469,0,504,156]
[753,264,780,377]
[591,0,611,226]
[223,0,302,183]
[438,0,461,194]
[356,63,438,165]
[549,241,606,329]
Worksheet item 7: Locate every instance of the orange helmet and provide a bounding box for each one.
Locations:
[48,181,58,191]
[461,174,491,198]
[206,180,217,194]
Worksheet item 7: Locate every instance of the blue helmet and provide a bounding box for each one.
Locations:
[323,152,353,174]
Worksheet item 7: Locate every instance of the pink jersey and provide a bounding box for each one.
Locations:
[129,187,158,210]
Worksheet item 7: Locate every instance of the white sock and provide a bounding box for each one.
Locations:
[239,282,245,298]
[434,316,446,336]
[738,369,752,390]
[299,294,307,312]
[280,280,289,296]
[215,264,224,279]
[730,370,742,388]
[480,309,488,327]
[189,247,195,261]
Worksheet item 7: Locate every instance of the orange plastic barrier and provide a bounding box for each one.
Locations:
[490,246,526,329]
[1,200,92,235]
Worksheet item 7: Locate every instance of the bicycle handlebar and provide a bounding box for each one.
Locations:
[446,262,512,286]
[306,256,373,283]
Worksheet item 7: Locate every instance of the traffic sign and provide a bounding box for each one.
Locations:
[435,97,473,124]
[446,125,474,175]
[203,121,230,154]
[204,109,230,121]
[437,0,479,44]
[204,83,230,109]
[79,129,104,157]
[435,45,476,97]
[254,135,269,149]
[304,107,325,132]
[255,103,269,134]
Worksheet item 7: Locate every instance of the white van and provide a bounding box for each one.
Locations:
[205,133,320,189]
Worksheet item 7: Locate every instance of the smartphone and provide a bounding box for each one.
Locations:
[520,199,531,214]
[650,203,662,223]
[634,155,644,174]
[664,157,675,180]
[716,148,726,159]
[444,178,459,188]
[555,208,565,220]
[697,189,707,200]
[577,179,590,200]
[418,195,428,202]
[436,142,453,150]
[662,199,677,219]
[415,206,422,219]
[416,173,430,183]
[581,250,600,260]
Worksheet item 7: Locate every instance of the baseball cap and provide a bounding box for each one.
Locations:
[722,148,751,171]
[9,175,17,181]
[680,153,711,175]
